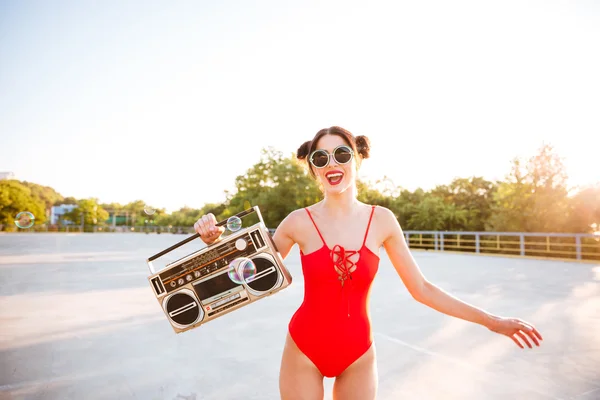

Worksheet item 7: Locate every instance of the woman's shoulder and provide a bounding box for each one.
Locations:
[275,207,313,243]
[278,207,311,229]
[362,203,397,224]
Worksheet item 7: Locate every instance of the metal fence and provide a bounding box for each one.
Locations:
[403,231,600,262]
[4,224,599,262]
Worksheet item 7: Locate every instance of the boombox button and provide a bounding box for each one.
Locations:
[186,274,192,281]
[178,278,184,285]
[235,238,247,251]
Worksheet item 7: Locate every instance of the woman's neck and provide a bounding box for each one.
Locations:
[320,186,360,216]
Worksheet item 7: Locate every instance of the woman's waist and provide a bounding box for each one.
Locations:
[291,302,371,323]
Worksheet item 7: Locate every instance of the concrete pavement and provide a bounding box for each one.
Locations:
[0,233,598,399]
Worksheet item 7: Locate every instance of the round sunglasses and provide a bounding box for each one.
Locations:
[309,145,354,169]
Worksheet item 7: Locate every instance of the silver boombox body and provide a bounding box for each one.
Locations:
[146,206,292,333]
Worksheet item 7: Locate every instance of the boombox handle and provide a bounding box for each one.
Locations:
[146,206,264,274]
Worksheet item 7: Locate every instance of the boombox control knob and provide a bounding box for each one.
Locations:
[194,271,200,278]
[186,274,192,281]
[178,278,184,285]
[235,238,247,251]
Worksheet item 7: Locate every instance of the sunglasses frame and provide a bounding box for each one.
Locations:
[309,145,355,169]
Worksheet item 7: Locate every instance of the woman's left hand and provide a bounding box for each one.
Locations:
[486,315,543,349]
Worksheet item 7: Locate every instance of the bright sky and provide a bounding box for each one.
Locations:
[1,0,599,213]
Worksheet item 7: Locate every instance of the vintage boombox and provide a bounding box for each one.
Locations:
[146,206,293,333]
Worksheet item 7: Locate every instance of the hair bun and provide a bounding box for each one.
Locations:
[355,135,371,159]
[296,140,312,160]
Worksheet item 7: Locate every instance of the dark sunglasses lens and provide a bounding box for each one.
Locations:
[334,147,352,164]
[311,151,329,167]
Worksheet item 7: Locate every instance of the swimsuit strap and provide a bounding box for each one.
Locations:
[305,208,327,247]
[362,205,376,247]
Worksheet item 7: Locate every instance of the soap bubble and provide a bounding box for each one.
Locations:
[144,207,155,215]
[15,212,35,229]
[227,216,242,232]
[227,257,257,284]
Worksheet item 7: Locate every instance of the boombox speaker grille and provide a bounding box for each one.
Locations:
[246,256,279,293]
[164,290,202,327]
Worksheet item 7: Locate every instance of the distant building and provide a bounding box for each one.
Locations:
[0,172,15,180]
[50,204,78,225]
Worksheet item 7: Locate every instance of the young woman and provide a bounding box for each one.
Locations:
[194,126,543,400]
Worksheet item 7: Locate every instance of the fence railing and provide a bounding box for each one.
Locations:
[4,224,599,262]
[403,231,600,262]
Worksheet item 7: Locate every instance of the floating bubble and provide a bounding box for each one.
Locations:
[227,216,242,232]
[227,257,257,284]
[15,212,35,229]
[144,207,155,215]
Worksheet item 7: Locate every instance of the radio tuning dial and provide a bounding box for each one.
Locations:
[235,238,247,251]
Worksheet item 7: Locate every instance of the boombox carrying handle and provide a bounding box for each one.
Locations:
[146,206,263,273]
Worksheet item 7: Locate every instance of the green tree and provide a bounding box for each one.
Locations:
[223,148,321,228]
[57,196,78,205]
[357,176,398,211]
[431,177,497,231]
[488,144,571,232]
[20,181,64,213]
[0,180,46,230]
[568,183,600,233]
[155,206,202,227]
[63,198,109,226]
[401,193,467,230]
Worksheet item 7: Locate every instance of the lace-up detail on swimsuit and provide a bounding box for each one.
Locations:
[331,244,360,316]
[331,244,358,287]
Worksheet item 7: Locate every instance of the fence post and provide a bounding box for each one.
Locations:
[440,233,444,251]
[520,234,525,256]
[434,234,438,250]
[475,234,480,254]
[405,233,409,246]
[575,235,582,260]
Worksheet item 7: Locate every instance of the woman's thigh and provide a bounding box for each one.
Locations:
[332,343,378,400]
[279,333,325,400]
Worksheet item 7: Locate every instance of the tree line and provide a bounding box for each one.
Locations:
[0,144,598,233]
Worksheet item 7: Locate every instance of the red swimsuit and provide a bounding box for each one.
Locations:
[288,206,380,378]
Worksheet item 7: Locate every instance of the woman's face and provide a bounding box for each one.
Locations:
[310,134,357,195]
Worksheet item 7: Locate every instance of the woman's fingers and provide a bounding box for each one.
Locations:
[193,220,203,236]
[511,335,524,349]
[515,331,532,348]
[194,213,226,245]
[515,319,543,346]
[526,330,541,347]
[208,213,218,234]
[195,214,215,237]
[201,214,214,235]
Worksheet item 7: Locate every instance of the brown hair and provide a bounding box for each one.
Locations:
[296,126,371,179]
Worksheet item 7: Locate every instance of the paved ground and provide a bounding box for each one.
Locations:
[0,233,598,400]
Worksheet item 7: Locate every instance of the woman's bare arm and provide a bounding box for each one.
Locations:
[379,207,542,348]
[270,210,301,260]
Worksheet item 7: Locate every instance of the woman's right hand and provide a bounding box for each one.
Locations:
[194,213,225,245]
